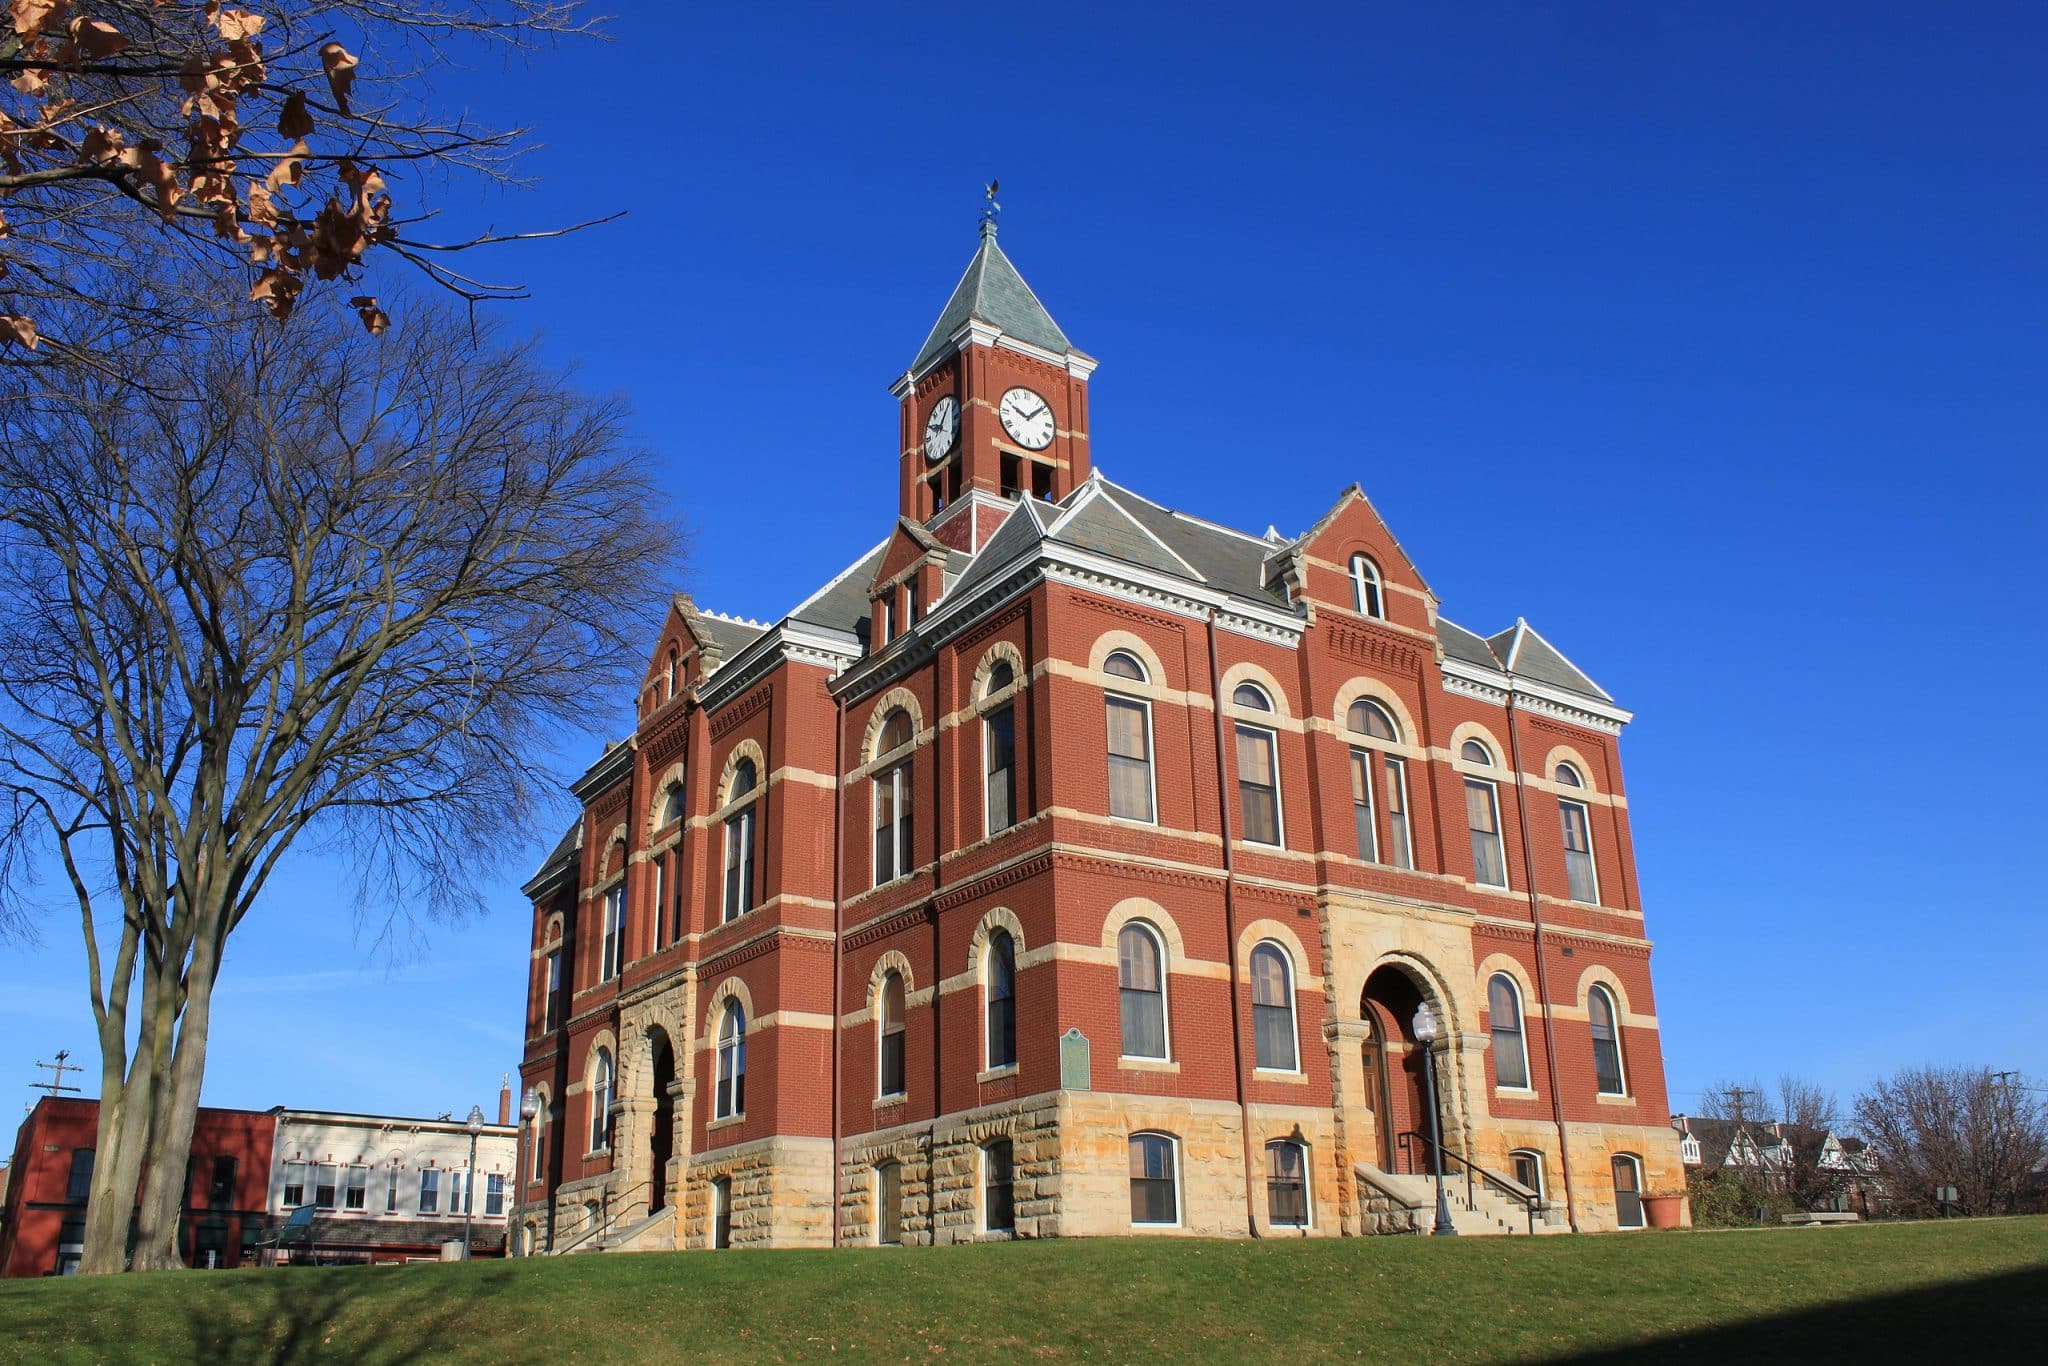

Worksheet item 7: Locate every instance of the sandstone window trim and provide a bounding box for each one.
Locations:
[1488,972,1532,1091]
[1611,1152,1645,1230]
[1250,940,1299,1073]
[1510,1149,1546,1204]
[1117,920,1171,1061]
[981,1138,1016,1236]
[1589,983,1628,1098]
[588,1046,615,1153]
[716,1000,748,1120]
[877,969,907,1100]
[984,928,1018,1071]
[1102,650,1157,825]
[1556,763,1600,905]
[1127,1131,1180,1228]
[1350,553,1384,619]
[1265,1138,1311,1229]
[722,757,760,924]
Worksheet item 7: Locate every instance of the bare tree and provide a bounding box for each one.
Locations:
[0,2,601,360]
[1854,1066,2046,1218]
[1691,1074,1845,1212]
[0,293,675,1271]
[1696,1078,1766,1125]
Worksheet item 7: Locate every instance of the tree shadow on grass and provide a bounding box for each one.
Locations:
[1548,1263,2048,1364]
[182,1263,515,1365]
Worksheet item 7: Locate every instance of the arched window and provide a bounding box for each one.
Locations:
[985,929,1017,1069]
[1589,985,1626,1096]
[1103,652,1155,823]
[1510,1149,1545,1202]
[1350,554,1384,618]
[1462,742,1507,887]
[873,710,914,886]
[1346,699,1411,869]
[531,1094,550,1181]
[1128,1132,1179,1226]
[588,1048,614,1153]
[1265,1139,1310,1228]
[875,1162,902,1246]
[982,1139,1015,1234]
[662,782,686,827]
[664,649,680,700]
[599,884,625,982]
[1556,764,1599,904]
[1611,1153,1645,1229]
[877,971,906,1097]
[983,662,1020,835]
[1117,922,1168,1059]
[1233,687,1282,846]
[1250,941,1298,1071]
[1489,973,1531,1090]
[723,759,758,923]
[715,1000,747,1118]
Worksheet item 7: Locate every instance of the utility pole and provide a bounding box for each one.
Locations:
[31,1050,83,1099]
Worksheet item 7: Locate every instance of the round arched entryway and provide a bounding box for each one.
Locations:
[646,1028,677,1211]
[1359,962,1451,1176]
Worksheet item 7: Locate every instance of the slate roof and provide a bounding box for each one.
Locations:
[787,539,892,644]
[696,612,768,657]
[910,230,1074,373]
[1486,619,1613,702]
[525,819,580,891]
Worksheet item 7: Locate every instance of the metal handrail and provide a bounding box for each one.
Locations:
[1398,1131,1540,1235]
[549,1179,652,1256]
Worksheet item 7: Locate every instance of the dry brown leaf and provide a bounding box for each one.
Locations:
[10,0,67,42]
[78,124,123,162]
[211,8,265,42]
[248,267,299,319]
[245,179,275,227]
[277,90,314,140]
[67,16,124,58]
[263,138,308,194]
[319,43,357,115]
[349,296,389,336]
[0,313,41,349]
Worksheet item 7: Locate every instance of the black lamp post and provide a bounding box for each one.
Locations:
[462,1104,485,1260]
[1412,1001,1457,1236]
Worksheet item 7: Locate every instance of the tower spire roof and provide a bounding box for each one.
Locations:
[909,229,1074,375]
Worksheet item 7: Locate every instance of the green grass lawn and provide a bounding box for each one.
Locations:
[2,1218,2044,1364]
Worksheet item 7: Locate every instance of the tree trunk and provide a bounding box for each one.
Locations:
[78,971,168,1275]
[131,951,218,1271]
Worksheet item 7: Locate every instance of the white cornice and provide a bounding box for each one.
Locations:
[1440,658,1632,733]
[895,325,1091,390]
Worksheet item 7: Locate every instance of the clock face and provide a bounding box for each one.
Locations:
[923,395,959,463]
[998,386,1055,451]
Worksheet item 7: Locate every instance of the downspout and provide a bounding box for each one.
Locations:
[1204,609,1264,1239]
[830,690,847,1248]
[1505,691,1579,1232]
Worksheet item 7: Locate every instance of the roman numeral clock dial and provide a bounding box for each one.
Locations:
[923,395,959,463]
[998,386,1055,451]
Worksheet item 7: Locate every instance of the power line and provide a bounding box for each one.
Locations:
[31,1049,83,1099]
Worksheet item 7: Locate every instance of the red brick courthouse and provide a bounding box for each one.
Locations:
[514,223,1684,1251]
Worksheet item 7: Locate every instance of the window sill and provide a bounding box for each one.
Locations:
[1105,813,1161,829]
[976,1064,1020,1084]
[707,1115,745,1132]
[1118,1056,1179,1073]
[873,1093,907,1109]
[581,1148,610,1162]
[1596,1093,1635,1107]
[1252,1067,1308,1085]
[1495,1086,1538,1099]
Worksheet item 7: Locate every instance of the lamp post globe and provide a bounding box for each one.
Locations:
[1411,1002,1457,1236]
[462,1104,486,1261]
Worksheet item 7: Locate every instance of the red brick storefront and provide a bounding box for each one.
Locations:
[513,224,1685,1251]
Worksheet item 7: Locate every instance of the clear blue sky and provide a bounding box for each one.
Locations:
[5,3,2043,1128]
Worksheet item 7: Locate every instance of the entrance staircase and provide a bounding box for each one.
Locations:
[1356,1165,1565,1235]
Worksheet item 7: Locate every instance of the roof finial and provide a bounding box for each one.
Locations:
[980,178,1000,239]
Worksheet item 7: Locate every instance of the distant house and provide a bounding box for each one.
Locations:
[1672,1114,1881,1216]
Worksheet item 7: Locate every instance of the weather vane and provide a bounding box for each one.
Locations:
[981,178,1000,237]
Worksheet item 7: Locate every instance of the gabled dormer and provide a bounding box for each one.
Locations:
[866,517,951,652]
[637,594,767,719]
[1281,485,1437,636]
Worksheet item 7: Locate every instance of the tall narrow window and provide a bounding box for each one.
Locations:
[1233,685,1282,846]
[66,1148,94,1202]
[716,1001,747,1118]
[542,950,561,1032]
[651,855,667,952]
[485,1173,505,1217]
[1612,1154,1645,1229]
[986,929,1017,1069]
[1350,554,1384,618]
[877,971,907,1097]
[282,1162,306,1209]
[1589,985,1627,1096]
[600,885,625,981]
[1462,741,1507,887]
[532,1105,549,1182]
[662,782,686,827]
[1250,941,1298,1071]
[1349,745,1378,862]
[984,661,1019,835]
[1556,764,1599,904]
[418,1169,440,1214]
[879,596,895,645]
[983,1139,1016,1234]
[711,1176,733,1249]
[906,579,921,627]
[1128,1133,1179,1225]
[1384,756,1413,869]
[385,1166,400,1214]
[1511,1150,1545,1202]
[876,1162,902,1246]
[590,1048,615,1151]
[1118,922,1168,1059]
[872,710,914,886]
[723,759,758,923]
[344,1165,368,1211]
[315,1164,338,1210]
[1103,652,1155,823]
[1345,699,1409,868]
[1266,1140,1310,1228]
[1489,973,1531,1089]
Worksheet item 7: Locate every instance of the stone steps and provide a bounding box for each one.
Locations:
[1356,1165,1561,1236]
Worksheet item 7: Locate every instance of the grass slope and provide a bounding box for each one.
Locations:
[1,1218,2044,1363]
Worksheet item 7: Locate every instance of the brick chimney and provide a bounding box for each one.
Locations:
[498,1074,512,1127]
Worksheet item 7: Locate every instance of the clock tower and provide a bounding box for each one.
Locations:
[890,218,1096,551]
